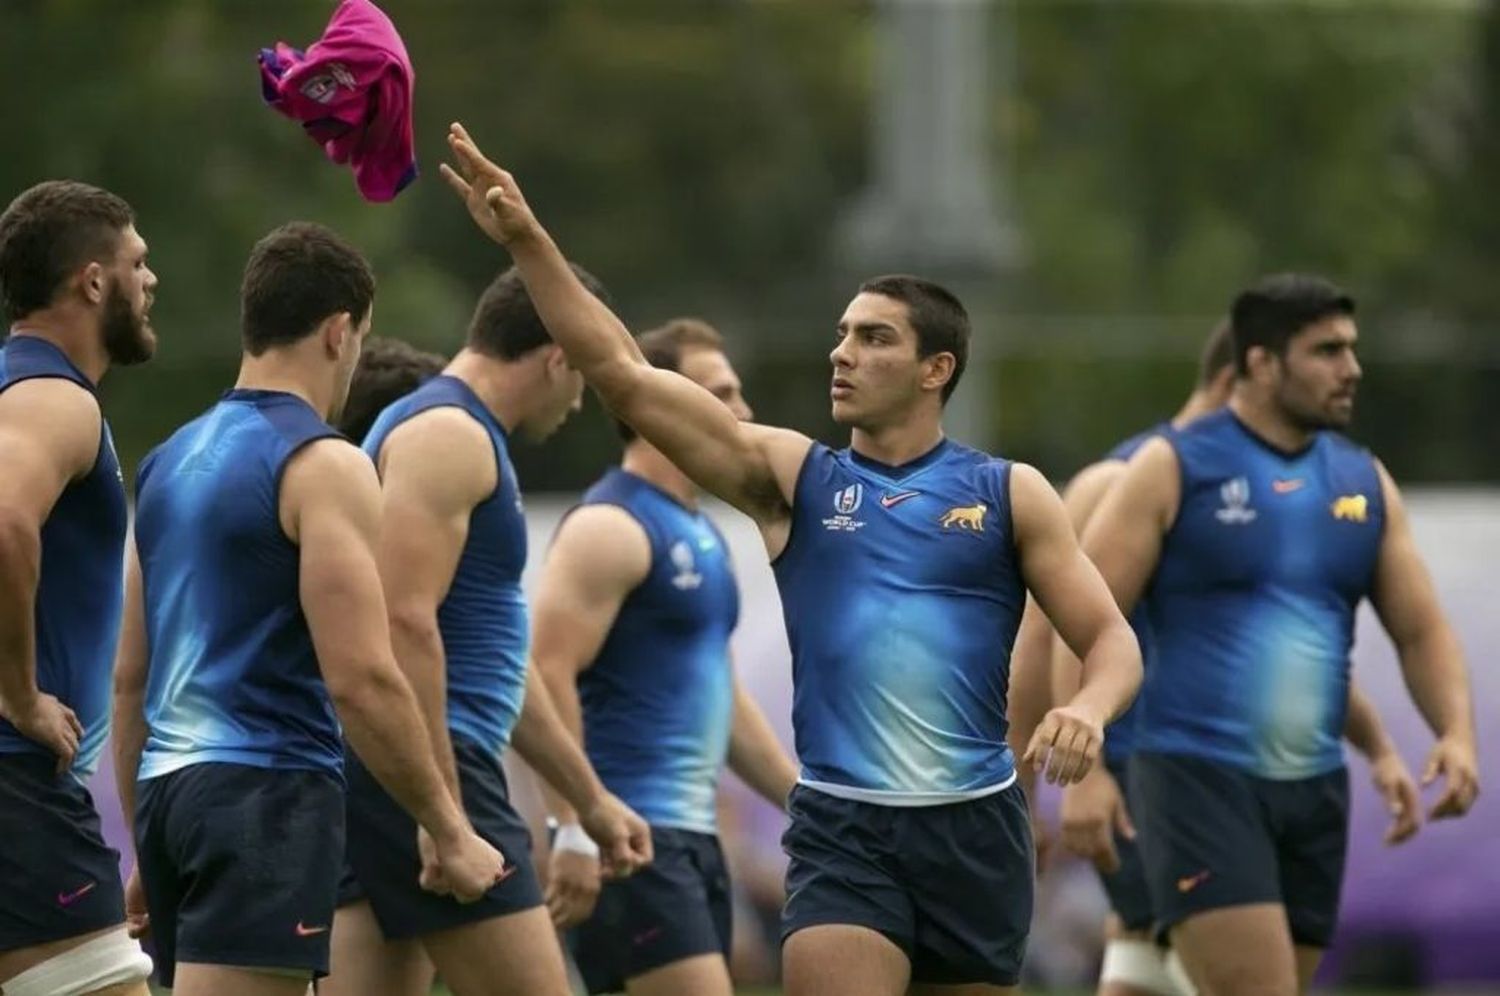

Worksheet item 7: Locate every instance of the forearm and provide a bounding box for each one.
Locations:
[511,666,606,815]
[507,230,642,386]
[1343,684,1396,761]
[335,666,468,844]
[1398,628,1475,743]
[1067,621,1142,728]
[1006,605,1053,776]
[390,615,462,799]
[0,521,40,712]
[533,663,588,823]
[111,689,148,831]
[728,690,797,809]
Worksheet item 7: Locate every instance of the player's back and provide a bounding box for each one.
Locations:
[134,389,342,780]
[1142,408,1383,778]
[575,468,739,834]
[0,336,126,778]
[774,439,1025,801]
[363,374,529,754]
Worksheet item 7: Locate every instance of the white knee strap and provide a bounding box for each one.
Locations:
[1100,939,1186,996]
[3,928,153,996]
[1164,947,1199,996]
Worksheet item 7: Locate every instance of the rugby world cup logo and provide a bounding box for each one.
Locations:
[834,483,863,515]
[1215,476,1258,524]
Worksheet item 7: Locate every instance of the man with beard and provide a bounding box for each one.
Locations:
[439,123,1142,996]
[113,223,506,996]
[0,180,158,996]
[1079,274,1479,996]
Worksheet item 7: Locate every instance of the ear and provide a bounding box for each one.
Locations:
[1244,344,1281,385]
[543,343,571,378]
[321,311,354,358]
[921,351,956,394]
[79,262,106,306]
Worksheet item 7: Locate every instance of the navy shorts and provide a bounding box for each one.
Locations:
[781,783,1032,987]
[341,738,543,940]
[1130,752,1349,948]
[134,762,345,989]
[0,753,125,953]
[1097,757,1153,933]
[569,826,732,994]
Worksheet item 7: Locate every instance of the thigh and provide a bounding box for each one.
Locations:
[0,755,124,964]
[423,905,571,996]
[344,742,543,941]
[571,829,731,995]
[901,787,1032,988]
[626,952,733,996]
[170,963,312,996]
[1270,767,1349,951]
[1099,760,1155,934]
[1130,753,1280,936]
[1169,903,1297,996]
[323,900,431,996]
[161,765,345,989]
[780,787,914,955]
[784,924,910,996]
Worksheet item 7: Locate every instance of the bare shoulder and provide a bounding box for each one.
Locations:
[1007,462,1067,531]
[0,377,101,461]
[548,503,651,585]
[375,405,497,498]
[280,437,380,541]
[744,422,814,510]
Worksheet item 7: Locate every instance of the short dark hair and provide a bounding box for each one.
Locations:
[1197,319,1235,386]
[1229,274,1355,376]
[466,262,609,360]
[617,317,726,442]
[0,180,135,323]
[240,222,375,356]
[338,336,447,442]
[858,274,970,402]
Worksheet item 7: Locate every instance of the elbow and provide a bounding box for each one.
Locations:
[325,658,398,721]
[0,507,39,561]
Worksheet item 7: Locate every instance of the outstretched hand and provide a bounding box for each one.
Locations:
[438,122,543,248]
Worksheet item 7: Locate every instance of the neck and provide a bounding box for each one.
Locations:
[9,310,108,385]
[1227,388,1315,452]
[849,409,946,467]
[445,348,533,434]
[1170,387,1220,429]
[234,351,334,420]
[621,440,697,508]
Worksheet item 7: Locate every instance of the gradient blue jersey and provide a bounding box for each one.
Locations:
[574,469,740,834]
[1139,409,1384,778]
[1096,422,1169,763]
[136,390,342,780]
[0,336,125,779]
[773,440,1025,803]
[363,375,528,754]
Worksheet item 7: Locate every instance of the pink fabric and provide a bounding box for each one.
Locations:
[258,0,417,202]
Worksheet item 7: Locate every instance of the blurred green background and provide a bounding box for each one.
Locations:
[4,0,1497,489]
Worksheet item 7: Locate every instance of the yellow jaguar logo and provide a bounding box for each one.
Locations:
[1330,494,1368,523]
[940,503,987,531]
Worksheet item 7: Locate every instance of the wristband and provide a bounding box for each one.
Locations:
[551,821,600,859]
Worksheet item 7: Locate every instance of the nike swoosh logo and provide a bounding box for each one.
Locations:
[1271,479,1304,494]
[1176,870,1211,893]
[632,925,663,947]
[295,922,329,937]
[57,881,97,907]
[879,490,922,509]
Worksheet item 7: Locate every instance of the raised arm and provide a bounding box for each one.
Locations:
[0,378,98,771]
[1367,461,1478,820]
[283,438,504,902]
[522,504,654,923]
[438,122,810,530]
[373,408,498,801]
[1010,464,1142,787]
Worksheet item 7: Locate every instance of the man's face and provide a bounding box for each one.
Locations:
[828,292,928,429]
[1269,315,1362,431]
[100,224,157,366]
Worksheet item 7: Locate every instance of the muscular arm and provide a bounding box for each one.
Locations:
[1077,437,1180,619]
[1343,681,1397,762]
[112,540,149,830]
[1011,464,1142,784]
[0,379,99,738]
[1367,461,1478,817]
[440,123,810,532]
[527,505,649,823]
[283,438,470,847]
[727,672,797,810]
[373,409,497,800]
